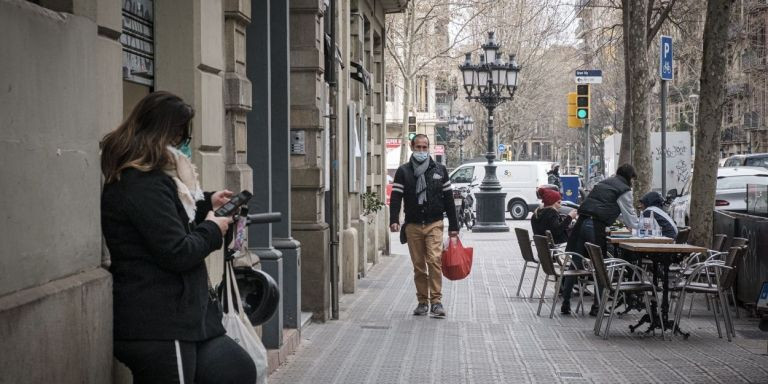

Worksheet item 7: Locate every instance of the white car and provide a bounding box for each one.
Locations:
[668,166,768,225]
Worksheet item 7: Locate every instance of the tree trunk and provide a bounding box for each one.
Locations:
[689,0,734,248]
[626,0,652,202]
[399,76,412,164]
[618,1,633,167]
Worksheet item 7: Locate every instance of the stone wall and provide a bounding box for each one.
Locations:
[0,0,120,381]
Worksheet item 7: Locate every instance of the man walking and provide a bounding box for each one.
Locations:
[390,134,459,317]
[547,164,562,190]
[561,163,640,316]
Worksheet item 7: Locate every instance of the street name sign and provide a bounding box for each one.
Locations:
[575,69,602,84]
[660,35,673,80]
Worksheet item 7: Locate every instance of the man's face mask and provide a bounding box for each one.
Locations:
[413,151,429,162]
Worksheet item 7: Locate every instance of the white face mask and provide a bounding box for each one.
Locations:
[413,151,429,162]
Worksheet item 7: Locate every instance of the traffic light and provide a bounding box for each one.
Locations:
[408,132,417,140]
[576,84,590,120]
[567,92,583,128]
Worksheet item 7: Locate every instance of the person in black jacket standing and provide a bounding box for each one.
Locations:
[389,134,459,317]
[101,92,256,383]
[531,188,577,244]
[560,163,640,316]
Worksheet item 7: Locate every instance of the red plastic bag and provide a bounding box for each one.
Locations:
[441,237,474,281]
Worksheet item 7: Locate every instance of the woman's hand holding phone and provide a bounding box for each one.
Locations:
[206,210,233,236]
[211,189,234,211]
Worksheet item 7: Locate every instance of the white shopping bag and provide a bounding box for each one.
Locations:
[222,261,269,384]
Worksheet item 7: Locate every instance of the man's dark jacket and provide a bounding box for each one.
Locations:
[390,158,459,231]
[578,175,631,226]
[102,168,225,341]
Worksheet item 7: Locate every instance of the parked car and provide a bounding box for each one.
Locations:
[449,161,553,220]
[668,166,768,225]
[722,153,768,169]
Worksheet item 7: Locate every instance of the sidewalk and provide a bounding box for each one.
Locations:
[270,221,768,383]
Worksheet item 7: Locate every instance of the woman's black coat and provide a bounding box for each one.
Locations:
[531,207,573,244]
[102,168,225,341]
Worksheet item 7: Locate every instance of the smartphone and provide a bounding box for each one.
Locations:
[214,190,252,217]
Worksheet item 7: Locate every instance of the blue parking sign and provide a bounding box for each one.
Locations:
[660,35,673,80]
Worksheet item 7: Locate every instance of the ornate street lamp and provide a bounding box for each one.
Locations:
[458,31,521,232]
[448,113,474,164]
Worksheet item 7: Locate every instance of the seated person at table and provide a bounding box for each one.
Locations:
[531,188,577,244]
[562,163,640,316]
[638,191,678,238]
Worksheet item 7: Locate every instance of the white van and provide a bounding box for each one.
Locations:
[449,161,553,220]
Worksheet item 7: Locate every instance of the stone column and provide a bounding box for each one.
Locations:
[0,1,119,381]
[349,12,367,281]
[290,0,331,321]
[246,0,284,349]
[224,1,253,203]
[156,0,228,281]
[270,0,302,330]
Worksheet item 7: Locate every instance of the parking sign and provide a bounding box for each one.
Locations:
[660,35,673,80]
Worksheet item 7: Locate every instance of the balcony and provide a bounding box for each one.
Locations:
[727,82,749,97]
[742,50,767,72]
[748,0,768,12]
[721,127,748,143]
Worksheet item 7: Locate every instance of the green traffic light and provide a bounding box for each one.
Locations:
[408,132,417,140]
[577,109,588,119]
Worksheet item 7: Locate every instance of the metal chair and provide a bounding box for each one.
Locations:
[712,234,727,253]
[674,227,691,244]
[514,228,540,298]
[729,237,748,248]
[532,235,593,318]
[585,242,663,339]
[671,246,743,341]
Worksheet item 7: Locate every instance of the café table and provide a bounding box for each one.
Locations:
[618,243,707,338]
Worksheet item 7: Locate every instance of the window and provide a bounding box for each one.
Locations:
[717,175,768,190]
[451,167,474,184]
[436,91,451,105]
[746,156,768,168]
[723,157,743,167]
[385,82,394,102]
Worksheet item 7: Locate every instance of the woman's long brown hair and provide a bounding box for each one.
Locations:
[101,91,194,183]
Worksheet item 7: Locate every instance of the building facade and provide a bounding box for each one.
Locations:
[0,0,406,381]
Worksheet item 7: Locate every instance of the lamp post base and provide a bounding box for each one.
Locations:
[471,190,509,232]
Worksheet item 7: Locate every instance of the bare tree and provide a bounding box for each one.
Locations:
[689,0,735,247]
[386,0,491,164]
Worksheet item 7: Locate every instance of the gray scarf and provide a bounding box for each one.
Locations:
[411,156,430,205]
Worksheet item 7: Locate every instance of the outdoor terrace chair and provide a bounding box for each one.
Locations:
[728,237,748,248]
[514,228,541,298]
[671,246,743,341]
[712,234,727,253]
[585,242,664,340]
[684,245,746,321]
[532,235,594,318]
[674,227,691,244]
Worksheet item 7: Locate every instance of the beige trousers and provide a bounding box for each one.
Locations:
[405,220,444,304]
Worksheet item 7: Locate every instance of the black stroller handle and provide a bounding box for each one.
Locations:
[246,212,282,225]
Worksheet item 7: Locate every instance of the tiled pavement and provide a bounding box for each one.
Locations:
[270,221,768,384]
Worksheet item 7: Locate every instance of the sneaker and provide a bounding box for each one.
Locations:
[430,303,446,317]
[589,305,601,317]
[413,303,429,316]
[560,302,571,315]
